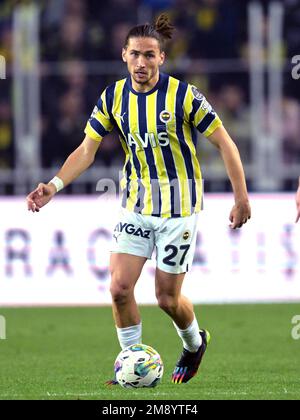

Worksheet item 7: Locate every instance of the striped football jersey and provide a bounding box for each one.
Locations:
[85,72,222,217]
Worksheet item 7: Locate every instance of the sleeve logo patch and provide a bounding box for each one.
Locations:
[200,99,213,113]
[89,106,99,121]
[191,86,204,101]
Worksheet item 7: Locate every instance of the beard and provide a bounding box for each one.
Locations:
[132,73,151,85]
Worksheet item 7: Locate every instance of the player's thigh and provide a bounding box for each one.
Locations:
[110,253,147,292]
[155,213,199,274]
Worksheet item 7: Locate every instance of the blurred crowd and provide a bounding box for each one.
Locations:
[0,0,299,190]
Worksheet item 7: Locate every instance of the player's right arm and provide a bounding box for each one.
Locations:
[296,177,300,223]
[27,88,114,213]
[27,135,101,212]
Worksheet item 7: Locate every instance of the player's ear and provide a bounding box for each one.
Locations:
[122,48,127,63]
[159,51,165,66]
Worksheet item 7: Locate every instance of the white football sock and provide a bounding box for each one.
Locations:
[173,316,202,353]
[116,322,142,350]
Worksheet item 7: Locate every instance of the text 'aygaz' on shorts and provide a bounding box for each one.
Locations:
[110,208,199,274]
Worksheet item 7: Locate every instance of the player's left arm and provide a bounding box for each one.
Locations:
[296,177,300,223]
[208,125,251,229]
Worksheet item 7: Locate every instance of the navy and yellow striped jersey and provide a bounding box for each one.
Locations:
[85,73,222,218]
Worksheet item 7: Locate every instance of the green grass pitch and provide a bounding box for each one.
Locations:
[0,304,299,400]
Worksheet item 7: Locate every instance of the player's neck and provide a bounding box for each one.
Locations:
[131,72,160,93]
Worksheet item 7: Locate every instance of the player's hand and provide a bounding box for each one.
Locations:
[229,200,251,229]
[26,183,56,213]
[296,185,300,223]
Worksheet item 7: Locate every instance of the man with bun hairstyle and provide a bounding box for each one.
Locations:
[27,14,251,384]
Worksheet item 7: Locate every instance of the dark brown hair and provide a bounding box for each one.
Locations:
[124,14,175,51]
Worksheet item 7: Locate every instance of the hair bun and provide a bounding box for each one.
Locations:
[155,14,174,40]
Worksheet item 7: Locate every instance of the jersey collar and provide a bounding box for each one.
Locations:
[126,72,165,96]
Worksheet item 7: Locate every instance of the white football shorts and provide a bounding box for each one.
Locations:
[110,208,199,274]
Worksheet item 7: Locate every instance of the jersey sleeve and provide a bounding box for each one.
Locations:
[188,85,223,138]
[84,89,114,142]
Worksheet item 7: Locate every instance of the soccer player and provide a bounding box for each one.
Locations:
[296,177,300,223]
[27,14,251,384]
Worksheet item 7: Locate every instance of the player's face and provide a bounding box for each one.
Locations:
[122,37,165,91]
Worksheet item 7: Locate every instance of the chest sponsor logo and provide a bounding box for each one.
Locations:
[127,132,169,149]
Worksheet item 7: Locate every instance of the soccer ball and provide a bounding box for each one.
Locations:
[114,344,164,388]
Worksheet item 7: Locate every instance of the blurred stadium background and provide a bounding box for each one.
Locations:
[0,0,299,193]
[0,0,300,401]
[0,0,299,305]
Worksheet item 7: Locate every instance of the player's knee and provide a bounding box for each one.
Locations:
[156,294,178,315]
[110,277,133,305]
